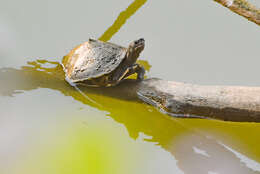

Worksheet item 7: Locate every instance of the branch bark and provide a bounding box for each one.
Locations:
[214,0,260,26]
[136,78,260,122]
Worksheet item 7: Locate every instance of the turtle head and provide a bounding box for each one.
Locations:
[126,38,145,63]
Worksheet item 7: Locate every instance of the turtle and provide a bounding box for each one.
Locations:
[62,38,145,87]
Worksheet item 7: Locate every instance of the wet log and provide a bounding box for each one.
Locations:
[136,78,260,122]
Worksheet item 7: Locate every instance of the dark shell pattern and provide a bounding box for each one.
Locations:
[64,39,127,82]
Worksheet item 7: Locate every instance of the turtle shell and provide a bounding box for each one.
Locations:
[62,39,127,83]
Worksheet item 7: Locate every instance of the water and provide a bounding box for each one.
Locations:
[1,0,260,173]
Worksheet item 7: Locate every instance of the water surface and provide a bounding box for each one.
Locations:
[1,0,260,173]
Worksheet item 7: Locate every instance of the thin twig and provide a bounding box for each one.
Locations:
[214,0,260,26]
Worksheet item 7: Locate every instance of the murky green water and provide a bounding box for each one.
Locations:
[1,0,260,173]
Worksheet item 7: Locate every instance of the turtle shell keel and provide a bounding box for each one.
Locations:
[62,39,127,83]
[62,38,145,87]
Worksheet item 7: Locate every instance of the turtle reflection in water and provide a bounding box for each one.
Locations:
[62,38,145,87]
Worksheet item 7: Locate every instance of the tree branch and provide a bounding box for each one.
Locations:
[137,78,260,122]
[214,0,260,26]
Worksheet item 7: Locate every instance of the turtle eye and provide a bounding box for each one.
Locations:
[134,38,144,45]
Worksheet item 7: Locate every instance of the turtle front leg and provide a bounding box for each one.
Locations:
[119,63,145,81]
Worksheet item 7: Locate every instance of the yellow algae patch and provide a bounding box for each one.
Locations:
[13,122,140,174]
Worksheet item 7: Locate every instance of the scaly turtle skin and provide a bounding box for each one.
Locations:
[62,38,145,87]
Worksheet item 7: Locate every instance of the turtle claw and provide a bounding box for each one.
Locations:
[137,65,145,81]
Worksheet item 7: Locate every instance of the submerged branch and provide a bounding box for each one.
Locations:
[214,0,260,26]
